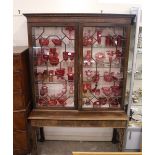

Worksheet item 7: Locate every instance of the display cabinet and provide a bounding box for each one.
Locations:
[24,14,135,154]
[124,8,142,151]
[126,9,142,128]
[24,14,135,112]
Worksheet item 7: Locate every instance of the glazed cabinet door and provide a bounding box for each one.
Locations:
[29,24,78,109]
[79,23,131,110]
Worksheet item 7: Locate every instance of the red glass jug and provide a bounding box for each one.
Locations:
[49,48,59,65]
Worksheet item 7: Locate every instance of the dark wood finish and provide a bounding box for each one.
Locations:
[13,46,32,155]
[13,111,27,130]
[13,131,29,150]
[23,14,134,154]
[24,13,135,25]
[13,148,29,155]
[13,92,29,110]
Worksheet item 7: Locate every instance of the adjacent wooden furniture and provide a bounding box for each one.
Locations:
[72,152,142,155]
[23,14,135,154]
[13,46,32,155]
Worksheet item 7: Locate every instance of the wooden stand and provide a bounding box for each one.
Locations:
[28,110,128,155]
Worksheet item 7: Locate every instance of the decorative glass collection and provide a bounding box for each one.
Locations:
[32,26,75,108]
[82,27,126,109]
[32,26,128,110]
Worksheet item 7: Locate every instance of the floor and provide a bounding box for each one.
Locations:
[37,140,118,155]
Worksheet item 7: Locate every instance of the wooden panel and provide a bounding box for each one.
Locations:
[72,152,142,155]
[29,110,128,128]
[13,72,23,90]
[13,92,27,110]
[13,55,21,71]
[13,131,28,150]
[13,47,31,155]
[13,111,26,130]
[23,13,135,25]
[31,119,127,128]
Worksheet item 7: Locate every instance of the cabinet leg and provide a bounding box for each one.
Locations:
[31,127,38,155]
[117,128,126,151]
[39,127,45,142]
[112,128,119,144]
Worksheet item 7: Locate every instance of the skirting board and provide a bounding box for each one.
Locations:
[44,127,113,141]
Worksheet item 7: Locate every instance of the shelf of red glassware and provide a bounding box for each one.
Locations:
[83,45,126,48]
[35,81,68,84]
[83,65,124,69]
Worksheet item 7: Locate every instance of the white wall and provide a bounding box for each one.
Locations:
[13,0,141,141]
[13,0,141,46]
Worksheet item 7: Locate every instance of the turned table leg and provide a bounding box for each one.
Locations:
[31,127,38,155]
[39,127,45,142]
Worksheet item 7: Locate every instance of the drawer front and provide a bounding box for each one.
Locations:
[13,55,22,71]
[13,131,28,150]
[13,93,27,110]
[13,111,27,130]
[13,73,23,90]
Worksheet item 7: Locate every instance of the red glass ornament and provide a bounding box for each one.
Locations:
[93,101,101,108]
[40,85,48,96]
[105,35,112,46]
[102,87,112,96]
[42,47,49,62]
[49,48,59,65]
[95,52,105,62]
[99,97,107,105]
[117,35,122,47]
[111,85,121,96]
[103,71,114,82]
[39,38,49,46]
[109,98,119,106]
[52,39,62,46]
[68,52,74,60]
[48,98,57,106]
[55,68,65,79]
[38,98,47,106]
[92,73,99,83]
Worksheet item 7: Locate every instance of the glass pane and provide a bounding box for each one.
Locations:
[82,26,127,109]
[32,26,75,108]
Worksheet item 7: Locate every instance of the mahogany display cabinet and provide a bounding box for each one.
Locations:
[24,13,135,154]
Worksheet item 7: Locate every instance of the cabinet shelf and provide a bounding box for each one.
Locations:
[83,46,126,49]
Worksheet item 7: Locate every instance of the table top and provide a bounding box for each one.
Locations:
[28,110,128,121]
